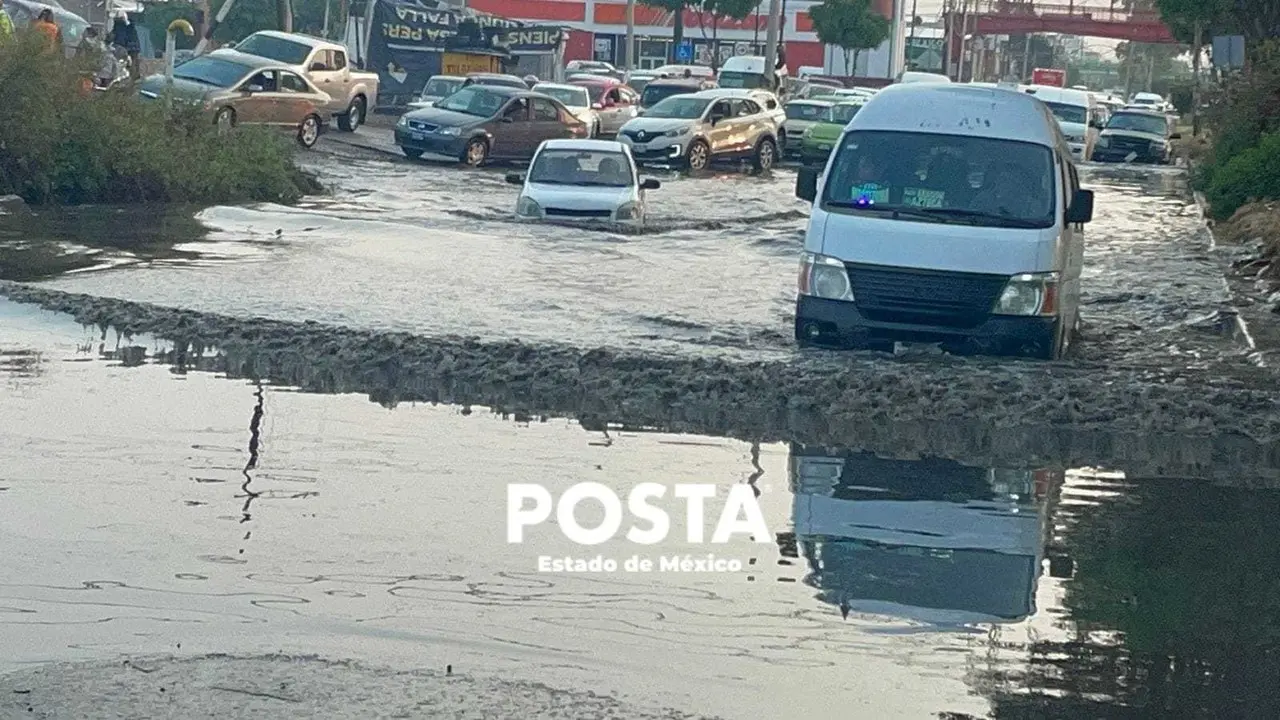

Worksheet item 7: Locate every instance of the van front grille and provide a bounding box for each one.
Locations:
[845,263,1007,329]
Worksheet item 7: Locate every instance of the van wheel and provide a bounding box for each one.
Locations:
[338,96,365,132]
[752,137,777,172]
[684,140,710,171]
[462,138,489,167]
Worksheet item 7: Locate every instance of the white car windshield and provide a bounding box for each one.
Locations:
[1043,102,1088,124]
[821,130,1057,229]
[535,85,590,108]
[529,149,634,188]
[421,77,463,98]
[786,103,830,120]
[644,97,711,119]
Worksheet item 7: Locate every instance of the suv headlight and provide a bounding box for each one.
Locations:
[516,196,542,218]
[798,252,853,301]
[993,272,1058,316]
[615,202,641,221]
[396,116,409,128]
[663,126,690,138]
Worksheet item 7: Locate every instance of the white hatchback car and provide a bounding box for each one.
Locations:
[506,139,661,225]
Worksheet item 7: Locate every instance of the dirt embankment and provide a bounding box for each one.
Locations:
[1208,201,1280,349]
[4,283,1280,481]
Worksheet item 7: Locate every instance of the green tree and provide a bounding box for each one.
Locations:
[692,0,757,70]
[641,0,692,63]
[808,0,890,76]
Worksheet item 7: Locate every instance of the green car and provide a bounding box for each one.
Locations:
[799,101,865,166]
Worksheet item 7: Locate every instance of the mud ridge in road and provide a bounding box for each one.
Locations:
[4,282,1279,481]
[0,653,719,719]
[444,208,809,234]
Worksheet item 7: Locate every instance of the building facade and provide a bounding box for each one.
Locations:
[464,0,906,78]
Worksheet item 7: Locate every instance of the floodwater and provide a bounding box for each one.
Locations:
[1,142,1256,374]
[3,300,1280,718]
[3,143,1280,717]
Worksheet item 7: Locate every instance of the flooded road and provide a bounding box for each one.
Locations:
[4,301,1280,718]
[0,140,1257,375]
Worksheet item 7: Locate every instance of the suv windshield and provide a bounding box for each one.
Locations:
[1043,102,1087,124]
[641,83,698,108]
[173,57,253,87]
[644,96,710,119]
[1106,113,1168,135]
[820,130,1057,229]
[536,85,590,108]
[529,149,634,187]
[235,34,311,65]
[786,103,830,120]
[422,77,464,98]
[435,87,508,117]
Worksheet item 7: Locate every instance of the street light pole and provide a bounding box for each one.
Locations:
[763,0,781,88]
[625,0,635,70]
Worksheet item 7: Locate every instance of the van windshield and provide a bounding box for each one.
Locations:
[718,71,765,89]
[821,131,1057,229]
[1042,101,1087,124]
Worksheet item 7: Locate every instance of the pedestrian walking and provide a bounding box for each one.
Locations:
[0,0,16,44]
[109,10,140,78]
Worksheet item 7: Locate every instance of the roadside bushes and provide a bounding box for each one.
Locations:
[1196,41,1280,219]
[0,32,320,205]
[1202,132,1280,221]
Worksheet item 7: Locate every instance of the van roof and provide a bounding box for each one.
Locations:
[1023,85,1095,106]
[850,83,1063,147]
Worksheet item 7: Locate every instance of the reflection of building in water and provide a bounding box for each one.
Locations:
[788,443,1062,626]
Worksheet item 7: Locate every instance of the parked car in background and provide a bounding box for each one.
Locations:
[798,100,865,166]
[565,60,623,80]
[618,89,780,171]
[395,85,588,165]
[533,82,600,136]
[624,70,661,93]
[409,74,465,109]
[638,77,714,110]
[138,52,329,148]
[230,31,378,132]
[463,72,529,89]
[506,139,660,225]
[782,99,834,158]
[1090,109,1178,164]
[566,76,640,136]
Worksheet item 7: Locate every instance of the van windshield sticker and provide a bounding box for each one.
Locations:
[851,183,889,204]
[903,187,945,208]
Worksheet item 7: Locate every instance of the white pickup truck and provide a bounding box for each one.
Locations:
[230,31,380,132]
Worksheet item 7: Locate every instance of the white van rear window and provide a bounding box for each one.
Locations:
[821,131,1057,229]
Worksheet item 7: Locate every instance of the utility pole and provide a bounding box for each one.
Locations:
[763,0,781,88]
[1122,42,1135,100]
[1019,32,1031,81]
[1145,46,1154,91]
[625,0,636,70]
[908,0,918,71]
[1191,19,1202,135]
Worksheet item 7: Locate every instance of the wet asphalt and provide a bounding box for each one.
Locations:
[2,136,1280,719]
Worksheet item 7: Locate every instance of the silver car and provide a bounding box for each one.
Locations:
[781,99,833,157]
[617,89,779,171]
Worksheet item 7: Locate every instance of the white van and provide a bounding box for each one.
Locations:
[717,55,789,92]
[792,83,1095,360]
[1023,85,1103,161]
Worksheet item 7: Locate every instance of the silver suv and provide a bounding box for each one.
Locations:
[616,89,780,171]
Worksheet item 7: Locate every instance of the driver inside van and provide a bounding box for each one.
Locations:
[850,154,889,204]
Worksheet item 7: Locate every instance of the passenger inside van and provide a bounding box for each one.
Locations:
[972,163,1041,217]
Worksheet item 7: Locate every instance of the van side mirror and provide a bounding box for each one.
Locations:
[1066,188,1094,223]
[796,166,819,202]
[505,173,525,185]
[641,178,661,190]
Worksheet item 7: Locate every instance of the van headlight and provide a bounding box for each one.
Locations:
[615,202,641,221]
[516,196,542,218]
[798,252,853,301]
[994,272,1059,316]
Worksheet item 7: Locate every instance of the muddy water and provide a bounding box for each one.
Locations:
[1,149,1252,374]
[5,301,1280,719]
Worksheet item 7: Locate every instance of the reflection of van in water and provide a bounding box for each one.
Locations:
[793,83,1095,359]
[789,444,1062,625]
